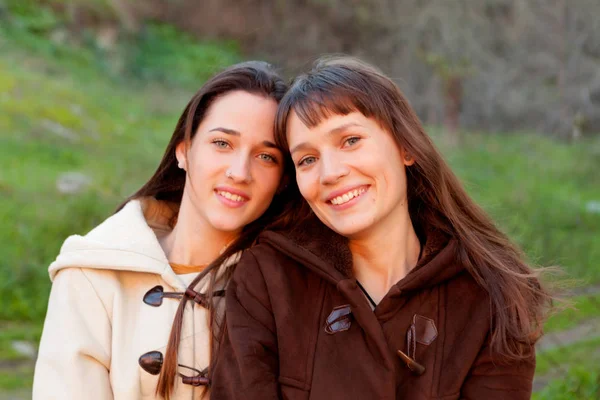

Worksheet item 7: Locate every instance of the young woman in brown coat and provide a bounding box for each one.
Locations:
[210,56,550,400]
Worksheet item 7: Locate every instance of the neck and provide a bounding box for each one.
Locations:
[158,199,238,266]
[349,202,420,304]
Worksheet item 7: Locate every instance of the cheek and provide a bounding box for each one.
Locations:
[189,147,221,177]
[295,172,318,202]
[380,162,408,200]
[256,167,283,199]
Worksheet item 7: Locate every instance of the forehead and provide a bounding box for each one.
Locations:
[201,90,278,133]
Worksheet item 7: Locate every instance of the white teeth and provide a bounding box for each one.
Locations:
[218,191,245,202]
[330,187,367,205]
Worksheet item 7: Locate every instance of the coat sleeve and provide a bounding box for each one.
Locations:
[210,250,281,400]
[33,268,113,400]
[460,340,535,400]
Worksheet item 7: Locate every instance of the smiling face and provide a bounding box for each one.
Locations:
[176,90,283,235]
[287,111,414,239]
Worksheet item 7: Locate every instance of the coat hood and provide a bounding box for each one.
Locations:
[257,214,464,291]
[49,197,183,288]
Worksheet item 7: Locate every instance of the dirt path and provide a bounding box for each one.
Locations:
[533,317,600,392]
[564,283,600,297]
[536,317,600,352]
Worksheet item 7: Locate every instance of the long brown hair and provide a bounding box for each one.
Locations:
[274,56,551,361]
[120,61,301,398]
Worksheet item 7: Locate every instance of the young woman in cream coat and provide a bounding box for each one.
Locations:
[32,61,294,399]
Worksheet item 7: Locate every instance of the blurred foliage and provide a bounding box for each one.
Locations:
[123,24,240,86]
[544,293,600,334]
[536,337,600,376]
[533,366,600,400]
[433,129,600,283]
[1,0,240,86]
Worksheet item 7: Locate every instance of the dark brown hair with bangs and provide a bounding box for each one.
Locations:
[275,55,551,361]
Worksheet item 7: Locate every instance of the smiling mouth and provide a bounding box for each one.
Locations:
[329,187,368,205]
[216,190,248,203]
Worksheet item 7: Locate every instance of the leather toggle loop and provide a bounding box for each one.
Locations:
[398,314,437,376]
[138,350,210,386]
[181,375,210,386]
[143,285,226,308]
[185,288,207,307]
[184,287,226,307]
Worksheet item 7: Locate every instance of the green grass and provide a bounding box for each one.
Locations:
[533,365,600,400]
[536,336,600,376]
[0,323,42,361]
[0,323,40,393]
[0,50,181,322]
[544,293,600,333]
[435,132,600,284]
[0,364,34,391]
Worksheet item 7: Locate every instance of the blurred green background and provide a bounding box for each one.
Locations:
[1,1,599,398]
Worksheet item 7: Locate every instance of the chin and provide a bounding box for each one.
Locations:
[324,216,373,239]
[207,215,248,234]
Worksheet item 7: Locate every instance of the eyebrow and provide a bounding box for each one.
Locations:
[209,127,278,149]
[209,127,240,135]
[290,122,363,155]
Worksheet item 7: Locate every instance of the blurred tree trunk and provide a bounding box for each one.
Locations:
[557,0,568,138]
[37,0,600,135]
[443,75,462,143]
[107,0,140,33]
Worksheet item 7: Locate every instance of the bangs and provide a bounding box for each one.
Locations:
[275,67,392,150]
[291,86,367,129]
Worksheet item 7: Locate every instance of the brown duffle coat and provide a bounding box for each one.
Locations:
[210,218,536,400]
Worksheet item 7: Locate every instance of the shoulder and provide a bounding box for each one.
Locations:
[230,241,319,306]
[448,269,489,302]
[53,266,120,291]
[234,242,298,282]
[51,267,119,311]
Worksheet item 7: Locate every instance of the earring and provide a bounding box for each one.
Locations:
[404,154,412,162]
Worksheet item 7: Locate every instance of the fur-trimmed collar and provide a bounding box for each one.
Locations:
[257,214,463,290]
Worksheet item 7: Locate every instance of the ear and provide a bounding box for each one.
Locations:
[175,141,188,171]
[401,149,416,167]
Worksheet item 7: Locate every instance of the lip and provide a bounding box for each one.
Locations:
[325,185,370,203]
[214,185,250,200]
[214,186,250,208]
[325,185,370,211]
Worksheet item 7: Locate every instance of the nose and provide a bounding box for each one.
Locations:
[319,153,349,185]
[226,153,252,183]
